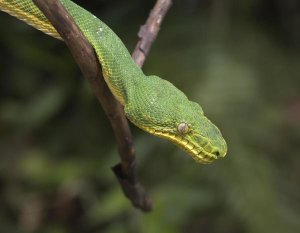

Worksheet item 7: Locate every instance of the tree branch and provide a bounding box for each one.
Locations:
[33,0,172,212]
[132,0,172,67]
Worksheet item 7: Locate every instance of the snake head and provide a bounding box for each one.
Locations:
[125,75,227,164]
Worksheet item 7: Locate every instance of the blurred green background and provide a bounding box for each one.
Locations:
[0,0,300,232]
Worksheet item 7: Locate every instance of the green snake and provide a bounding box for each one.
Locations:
[0,0,227,164]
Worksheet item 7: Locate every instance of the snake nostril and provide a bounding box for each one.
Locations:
[214,151,220,157]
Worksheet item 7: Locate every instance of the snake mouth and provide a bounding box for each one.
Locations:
[145,128,218,164]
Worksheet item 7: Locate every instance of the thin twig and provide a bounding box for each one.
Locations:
[33,0,172,212]
[132,0,172,67]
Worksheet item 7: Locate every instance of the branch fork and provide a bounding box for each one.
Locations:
[33,0,172,212]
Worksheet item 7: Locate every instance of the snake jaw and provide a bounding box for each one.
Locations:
[145,128,220,164]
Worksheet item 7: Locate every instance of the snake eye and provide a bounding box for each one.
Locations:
[177,122,189,134]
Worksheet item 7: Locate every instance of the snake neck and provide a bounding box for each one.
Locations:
[61,0,146,106]
[60,0,144,105]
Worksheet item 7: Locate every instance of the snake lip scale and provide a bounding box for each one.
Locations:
[147,128,218,164]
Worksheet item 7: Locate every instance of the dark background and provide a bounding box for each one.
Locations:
[0,0,300,232]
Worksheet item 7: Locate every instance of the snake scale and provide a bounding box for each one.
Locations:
[0,0,227,164]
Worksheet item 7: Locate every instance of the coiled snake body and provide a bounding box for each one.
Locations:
[0,0,227,164]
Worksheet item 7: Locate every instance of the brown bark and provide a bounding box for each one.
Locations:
[132,0,173,67]
[33,0,172,212]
